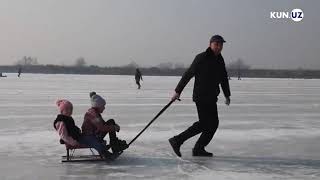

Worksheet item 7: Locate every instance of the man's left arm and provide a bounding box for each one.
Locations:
[220,57,231,105]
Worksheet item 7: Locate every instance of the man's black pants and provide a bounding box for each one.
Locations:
[175,100,219,149]
[136,80,141,88]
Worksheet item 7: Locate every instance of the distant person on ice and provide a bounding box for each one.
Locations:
[18,67,22,78]
[53,99,113,159]
[81,92,129,153]
[169,35,231,157]
[0,72,6,77]
[135,68,143,89]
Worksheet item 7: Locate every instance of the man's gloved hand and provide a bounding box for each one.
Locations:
[171,92,181,101]
[225,97,231,106]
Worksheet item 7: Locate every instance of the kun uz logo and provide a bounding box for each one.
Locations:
[270,9,304,22]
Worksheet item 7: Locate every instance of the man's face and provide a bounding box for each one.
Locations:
[210,41,223,55]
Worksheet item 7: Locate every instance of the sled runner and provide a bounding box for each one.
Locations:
[61,142,121,162]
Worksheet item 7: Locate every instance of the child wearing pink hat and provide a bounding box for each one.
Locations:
[82,92,128,153]
[53,99,114,159]
[54,100,80,146]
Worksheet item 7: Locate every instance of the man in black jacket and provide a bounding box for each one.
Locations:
[169,35,231,157]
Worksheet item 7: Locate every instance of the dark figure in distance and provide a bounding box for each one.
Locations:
[18,67,22,78]
[135,68,143,89]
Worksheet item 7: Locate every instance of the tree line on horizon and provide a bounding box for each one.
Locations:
[13,56,250,70]
[1,56,319,79]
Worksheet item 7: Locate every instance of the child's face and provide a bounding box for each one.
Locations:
[61,106,73,116]
[98,105,105,113]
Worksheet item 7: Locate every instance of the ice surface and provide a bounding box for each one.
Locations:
[0,73,319,179]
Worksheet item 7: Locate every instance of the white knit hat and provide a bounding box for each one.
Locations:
[89,92,106,108]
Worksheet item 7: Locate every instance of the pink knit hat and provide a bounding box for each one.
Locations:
[56,99,73,112]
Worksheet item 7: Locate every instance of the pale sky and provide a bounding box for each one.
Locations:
[0,0,319,69]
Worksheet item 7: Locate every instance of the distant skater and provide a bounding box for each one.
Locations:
[237,71,241,80]
[237,65,241,80]
[169,35,231,157]
[135,68,143,89]
[0,72,7,77]
[18,67,22,78]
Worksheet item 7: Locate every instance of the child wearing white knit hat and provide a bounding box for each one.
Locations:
[82,92,128,153]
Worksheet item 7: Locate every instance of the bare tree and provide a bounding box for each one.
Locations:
[15,56,39,66]
[227,58,250,80]
[123,61,139,68]
[227,58,250,70]
[74,57,86,67]
[174,62,185,69]
[157,62,174,69]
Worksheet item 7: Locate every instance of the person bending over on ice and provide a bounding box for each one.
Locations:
[81,92,129,153]
[53,99,114,159]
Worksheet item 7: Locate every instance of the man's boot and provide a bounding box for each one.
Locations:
[192,146,213,157]
[169,136,182,157]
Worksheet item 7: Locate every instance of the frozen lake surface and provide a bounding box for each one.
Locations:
[0,73,320,179]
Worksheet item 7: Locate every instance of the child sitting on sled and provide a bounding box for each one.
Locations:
[53,99,114,159]
[81,92,128,153]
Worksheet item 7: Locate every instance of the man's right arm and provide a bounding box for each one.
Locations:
[174,56,198,94]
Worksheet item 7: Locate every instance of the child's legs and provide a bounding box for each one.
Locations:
[78,135,109,154]
[104,119,117,143]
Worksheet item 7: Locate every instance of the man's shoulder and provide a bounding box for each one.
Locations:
[218,54,226,65]
[191,51,207,66]
[219,53,224,59]
[195,51,207,59]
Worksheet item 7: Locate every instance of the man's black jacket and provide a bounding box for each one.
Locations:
[175,47,231,102]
